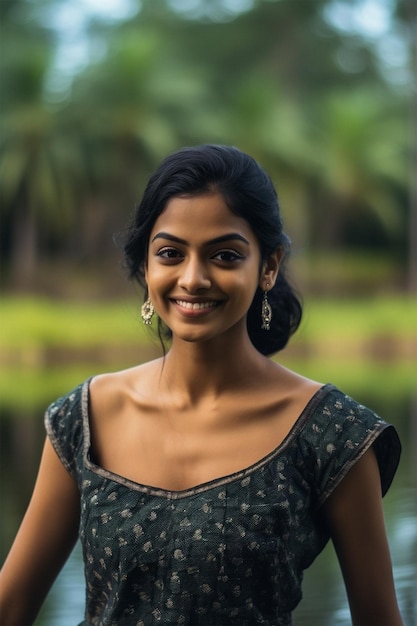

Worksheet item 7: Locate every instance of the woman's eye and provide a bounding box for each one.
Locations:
[156,248,182,259]
[213,250,244,262]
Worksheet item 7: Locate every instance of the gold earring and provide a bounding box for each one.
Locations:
[141,298,154,325]
[261,287,272,330]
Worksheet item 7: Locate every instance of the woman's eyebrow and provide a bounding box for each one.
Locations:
[151,232,250,245]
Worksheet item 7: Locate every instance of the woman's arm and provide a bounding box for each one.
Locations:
[323,447,403,626]
[0,437,81,625]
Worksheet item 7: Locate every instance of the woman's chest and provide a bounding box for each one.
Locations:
[80,462,314,569]
[92,402,303,492]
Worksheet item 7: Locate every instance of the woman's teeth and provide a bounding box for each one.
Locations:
[176,300,217,310]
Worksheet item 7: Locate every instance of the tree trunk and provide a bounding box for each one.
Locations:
[9,192,38,290]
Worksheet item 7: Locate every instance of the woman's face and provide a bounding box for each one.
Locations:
[146,192,272,346]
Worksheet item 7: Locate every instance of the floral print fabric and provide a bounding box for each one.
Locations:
[45,381,401,626]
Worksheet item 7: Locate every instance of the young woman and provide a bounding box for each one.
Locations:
[0,145,402,625]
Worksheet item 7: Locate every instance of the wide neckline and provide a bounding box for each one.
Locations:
[81,378,335,500]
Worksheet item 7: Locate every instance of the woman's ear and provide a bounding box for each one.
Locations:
[260,249,283,291]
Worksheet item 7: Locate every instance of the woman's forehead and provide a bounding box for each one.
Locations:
[150,192,257,243]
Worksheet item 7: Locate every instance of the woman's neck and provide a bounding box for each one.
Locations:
[159,333,272,405]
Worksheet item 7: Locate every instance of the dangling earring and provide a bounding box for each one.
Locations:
[141,298,154,325]
[261,288,272,330]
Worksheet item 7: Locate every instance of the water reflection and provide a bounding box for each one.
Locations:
[36,542,85,625]
[1,372,416,625]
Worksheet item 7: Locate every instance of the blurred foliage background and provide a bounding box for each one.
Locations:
[1,0,416,299]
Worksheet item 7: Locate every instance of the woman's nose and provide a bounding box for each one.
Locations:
[178,257,211,291]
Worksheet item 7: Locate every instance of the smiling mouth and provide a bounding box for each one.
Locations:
[174,299,219,311]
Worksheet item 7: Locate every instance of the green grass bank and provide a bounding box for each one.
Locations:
[0,295,415,410]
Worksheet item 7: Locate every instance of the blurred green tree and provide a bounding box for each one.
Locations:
[0,0,412,293]
[0,0,88,286]
[310,88,407,249]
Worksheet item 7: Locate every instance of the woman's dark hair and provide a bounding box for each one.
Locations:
[123,144,302,355]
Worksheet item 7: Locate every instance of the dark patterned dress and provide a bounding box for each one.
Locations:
[45,380,401,626]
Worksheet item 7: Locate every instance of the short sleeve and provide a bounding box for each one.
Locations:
[308,388,401,507]
[44,379,88,480]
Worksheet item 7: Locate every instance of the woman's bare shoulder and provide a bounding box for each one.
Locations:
[89,359,163,417]
[266,360,323,393]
